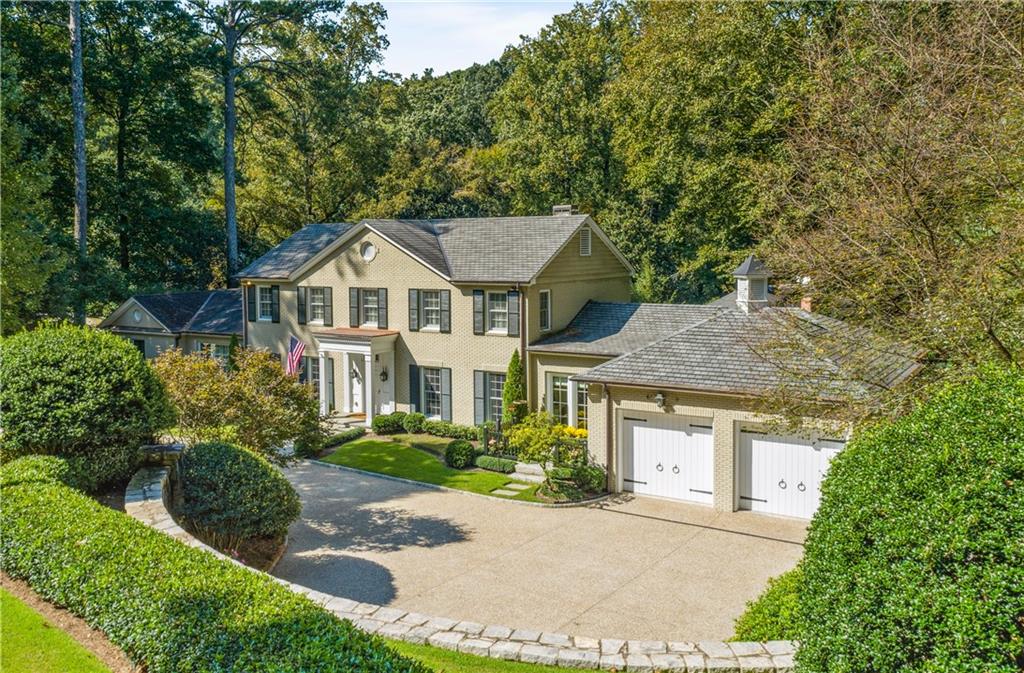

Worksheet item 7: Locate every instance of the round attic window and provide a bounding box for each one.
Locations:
[132,309,142,323]
[360,242,377,262]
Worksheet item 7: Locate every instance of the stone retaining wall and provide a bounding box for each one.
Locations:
[125,466,797,672]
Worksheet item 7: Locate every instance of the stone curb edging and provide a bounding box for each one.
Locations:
[308,459,616,509]
[125,467,796,672]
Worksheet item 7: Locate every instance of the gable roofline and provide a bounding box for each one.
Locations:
[528,216,634,283]
[99,297,173,333]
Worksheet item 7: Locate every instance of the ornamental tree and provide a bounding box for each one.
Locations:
[501,349,527,428]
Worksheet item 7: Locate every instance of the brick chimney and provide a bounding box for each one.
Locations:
[552,204,576,215]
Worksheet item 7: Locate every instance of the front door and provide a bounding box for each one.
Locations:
[350,359,364,413]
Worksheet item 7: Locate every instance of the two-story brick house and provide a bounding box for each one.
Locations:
[236,208,633,429]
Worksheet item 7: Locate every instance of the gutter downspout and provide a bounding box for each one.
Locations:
[241,281,248,348]
[518,284,527,404]
[604,383,613,492]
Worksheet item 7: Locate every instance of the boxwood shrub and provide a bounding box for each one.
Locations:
[731,568,801,641]
[421,419,478,440]
[444,439,475,469]
[0,473,428,673]
[324,426,367,449]
[798,364,1024,672]
[371,411,407,434]
[402,412,426,434]
[178,442,301,550]
[474,454,517,474]
[0,455,87,491]
[0,324,173,490]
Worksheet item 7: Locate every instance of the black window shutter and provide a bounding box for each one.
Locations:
[323,287,333,326]
[349,288,359,327]
[409,364,420,412]
[270,285,280,323]
[507,290,520,337]
[440,290,451,333]
[246,285,256,322]
[408,289,419,331]
[441,368,452,421]
[474,371,485,424]
[378,288,388,329]
[473,289,484,334]
[297,286,307,325]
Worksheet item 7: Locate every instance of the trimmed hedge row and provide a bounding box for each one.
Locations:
[324,426,367,448]
[371,412,480,441]
[474,454,517,474]
[0,459,429,673]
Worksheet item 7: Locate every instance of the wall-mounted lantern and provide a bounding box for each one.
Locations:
[379,366,389,383]
[654,392,666,409]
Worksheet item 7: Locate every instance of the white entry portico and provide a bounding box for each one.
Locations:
[313,327,398,427]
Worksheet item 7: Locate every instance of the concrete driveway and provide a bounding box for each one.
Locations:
[275,461,806,641]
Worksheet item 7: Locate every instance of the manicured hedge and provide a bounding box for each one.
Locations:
[371,411,407,434]
[474,454,517,474]
[0,324,173,490]
[444,440,475,469]
[0,470,429,673]
[422,419,479,441]
[0,455,87,491]
[798,364,1024,672]
[731,568,801,641]
[178,442,301,549]
[324,426,367,448]
[402,412,426,434]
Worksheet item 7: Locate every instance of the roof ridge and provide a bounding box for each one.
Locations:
[180,290,216,333]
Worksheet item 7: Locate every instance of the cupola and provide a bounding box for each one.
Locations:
[732,254,772,313]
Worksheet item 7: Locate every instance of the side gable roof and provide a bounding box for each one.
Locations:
[101,289,242,337]
[235,214,631,284]
[183,289,243,336]
[133,291,212,332]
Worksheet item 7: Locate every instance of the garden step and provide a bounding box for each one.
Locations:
[491,488,520,496]
[510,471,545,484]
[514,461,546,476]
[502,483,530,491]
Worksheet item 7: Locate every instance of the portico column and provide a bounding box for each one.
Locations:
[364,352,374,427]
[318,351,327,416]
[342,351,351,413]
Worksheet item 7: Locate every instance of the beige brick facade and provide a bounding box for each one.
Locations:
[243,226,632,427]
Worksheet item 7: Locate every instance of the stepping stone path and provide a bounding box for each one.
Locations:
[502,483,531,491]
[126,466,797,672]
[490,488,521,496]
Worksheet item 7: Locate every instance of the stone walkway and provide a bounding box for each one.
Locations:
[125,466,797,672]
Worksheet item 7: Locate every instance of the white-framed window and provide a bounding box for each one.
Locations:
[487,291,508,332]
[422,290,441,329]
[258,286,274,321]
[576,382,589,430]
[550,375,570,424]
[423,367,442,418]
[361,289,379,327]
[539,289,551,332]
[547,373,588,427]
[488,372,506,422]
[579,227,592,256]
[309,287,326,323]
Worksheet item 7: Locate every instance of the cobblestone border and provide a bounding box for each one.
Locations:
[125,467,796,672]
[308,459,615,508]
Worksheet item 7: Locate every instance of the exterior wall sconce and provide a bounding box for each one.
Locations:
[654,392,665,409]
[379,366,388,382]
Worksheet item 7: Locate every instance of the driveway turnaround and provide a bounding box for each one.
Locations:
[275,461,806,642]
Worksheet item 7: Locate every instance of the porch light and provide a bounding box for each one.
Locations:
[654,392,666,409]
[379,366,388,382]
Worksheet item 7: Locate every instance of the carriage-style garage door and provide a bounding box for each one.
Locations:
[738,431,845,519]
[621,412,714,505]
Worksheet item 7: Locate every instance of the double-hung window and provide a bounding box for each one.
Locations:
[487,292,508,332]
[488,372,506,422]
[548,374,588,427]
[309,287,326,323]
[258,286,274,321]
[423,367,442,418]
[361,289,379,327]
[539,290,551,332]
[421,290,441,329]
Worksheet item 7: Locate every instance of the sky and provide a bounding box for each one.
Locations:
[378,1,576,77]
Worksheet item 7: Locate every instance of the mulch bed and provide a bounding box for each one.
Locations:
[1,572,140,673]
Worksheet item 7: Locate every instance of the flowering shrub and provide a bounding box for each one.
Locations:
[507,412,587,464]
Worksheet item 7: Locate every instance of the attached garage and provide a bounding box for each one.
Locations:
[620,411,714,505]
[737,430,845,519]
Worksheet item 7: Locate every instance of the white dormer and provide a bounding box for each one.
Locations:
[733,254,772,313]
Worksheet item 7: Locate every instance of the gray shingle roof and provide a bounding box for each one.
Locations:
[238,222,354,279]
[575,307,920,401]
[184,289,242,336]
[133,291,213,332]
[237,215,596,283]
[733,254,771,277]
[529,301,722,357]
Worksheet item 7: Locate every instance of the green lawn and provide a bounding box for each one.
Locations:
[321,436,541,502]
[389,639,563,673]
[0,589,111,673]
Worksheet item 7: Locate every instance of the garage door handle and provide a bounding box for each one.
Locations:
[672,465,679,474]
[778,479,787,490]
[656,463,663,472]
[797,482,806,492]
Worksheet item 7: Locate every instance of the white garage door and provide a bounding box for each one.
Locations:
[738,431,845,519]
[621,412,714,505]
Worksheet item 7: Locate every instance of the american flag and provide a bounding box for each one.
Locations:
[286,335,305,375]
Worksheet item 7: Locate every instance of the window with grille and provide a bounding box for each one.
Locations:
[423,367,442,417]
[422,290,441,329]
[576,382,588,429]
[539,290,551,332]
[487,292,508,331]
[550,375,569,424]
[361,289,379,326]
[258,286,273,320]
[309,287,326,323]
[488,373,506,423]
